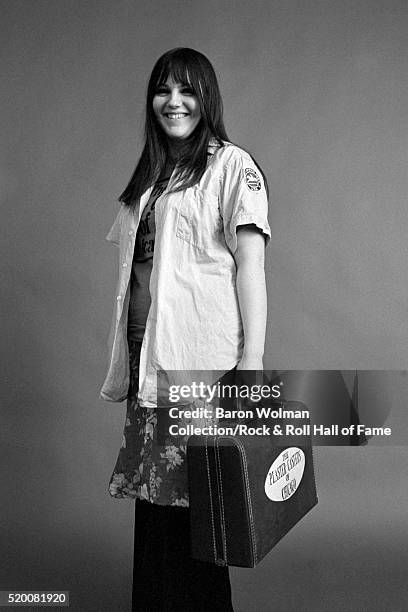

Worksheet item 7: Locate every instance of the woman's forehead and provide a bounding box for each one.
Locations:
[156,64,192,86]
[159,75,189,87]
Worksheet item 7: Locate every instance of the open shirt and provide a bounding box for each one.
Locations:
[100,140,271,406]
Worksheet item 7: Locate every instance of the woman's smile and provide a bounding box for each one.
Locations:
[165,112,189,119]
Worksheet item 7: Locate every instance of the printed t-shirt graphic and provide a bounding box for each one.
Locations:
[128,178,169,341]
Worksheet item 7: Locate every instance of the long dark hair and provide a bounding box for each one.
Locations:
[119,48,229,206]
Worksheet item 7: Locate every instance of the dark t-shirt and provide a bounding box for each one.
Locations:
[127,177,169,341]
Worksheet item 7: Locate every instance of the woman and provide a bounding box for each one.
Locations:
[101,48,271,611]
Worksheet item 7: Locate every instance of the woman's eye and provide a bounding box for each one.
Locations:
[181,87,194,95]
[155,87,168,95]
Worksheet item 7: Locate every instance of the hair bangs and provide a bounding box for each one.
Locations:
[156,57,190,86]
[155,58,204,103]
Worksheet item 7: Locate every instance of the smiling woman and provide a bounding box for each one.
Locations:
[101,47,271,611]
[153,77,201,141]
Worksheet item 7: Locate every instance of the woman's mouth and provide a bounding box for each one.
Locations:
[164,113,189,119]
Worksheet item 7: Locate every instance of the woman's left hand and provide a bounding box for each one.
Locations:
[236,355,263,371]
[235,355,264,394]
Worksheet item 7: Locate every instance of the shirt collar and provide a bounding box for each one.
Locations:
[208,137,226,153]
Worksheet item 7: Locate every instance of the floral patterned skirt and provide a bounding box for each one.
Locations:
[108,339,215,506]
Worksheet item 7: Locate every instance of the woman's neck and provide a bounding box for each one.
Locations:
[166,138,189,162]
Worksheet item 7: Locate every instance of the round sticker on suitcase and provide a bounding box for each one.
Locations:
[264,447,305,501]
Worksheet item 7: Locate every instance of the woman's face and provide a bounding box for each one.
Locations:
[153,76,201,141]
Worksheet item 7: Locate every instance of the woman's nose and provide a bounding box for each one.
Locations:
[168,89,182,107]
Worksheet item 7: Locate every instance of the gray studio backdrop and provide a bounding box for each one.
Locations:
[2,1,408,611]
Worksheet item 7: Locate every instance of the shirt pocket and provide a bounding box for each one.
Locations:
[175,187,223,253]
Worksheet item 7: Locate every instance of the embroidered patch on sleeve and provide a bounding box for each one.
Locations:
[243,167,262,191]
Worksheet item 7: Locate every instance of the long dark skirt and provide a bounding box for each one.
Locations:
[132,498,234,611]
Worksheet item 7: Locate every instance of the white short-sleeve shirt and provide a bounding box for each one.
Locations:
[100,140,271,406]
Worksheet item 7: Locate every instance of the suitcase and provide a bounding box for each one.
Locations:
[187,401,318,567]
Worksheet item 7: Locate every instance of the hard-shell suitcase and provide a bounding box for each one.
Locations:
[187,401,318,567]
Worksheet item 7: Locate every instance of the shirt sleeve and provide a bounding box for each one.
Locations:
[105,205,124,246]
[219,148,271,254]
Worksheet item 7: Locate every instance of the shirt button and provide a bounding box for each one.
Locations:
[116,295,122,301]
[122,262,128,267]
[128,230,134,236]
